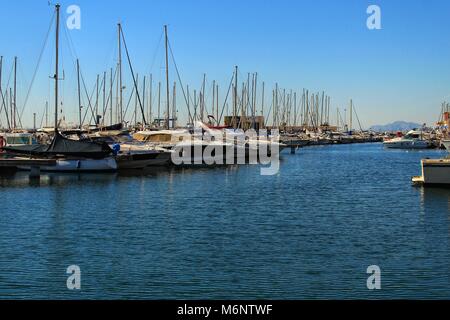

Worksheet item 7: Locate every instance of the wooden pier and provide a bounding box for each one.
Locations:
[0,158,56,178]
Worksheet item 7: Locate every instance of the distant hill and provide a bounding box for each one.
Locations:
[369,121,422,132]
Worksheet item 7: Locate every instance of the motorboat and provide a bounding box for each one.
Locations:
[0,132,36,148]
[2,131,118,172]
[114,143,172,169]
[441,139,450,151]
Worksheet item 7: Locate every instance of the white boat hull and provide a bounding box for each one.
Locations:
[441,140,450,151]
[18,157,117,172]
[116,152,171,169]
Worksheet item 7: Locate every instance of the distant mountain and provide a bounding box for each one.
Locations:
[369,121,422,132]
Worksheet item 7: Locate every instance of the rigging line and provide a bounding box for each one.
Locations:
[264,100,274,128]
[0,89,10,130]
[4,61,14,94]
[120,26,147,125]
[147,29,164,74]
[352,103,364,131]
[80,71,97,126]
[122,85,136,121]
[0,59,11,129]
[168,39,193,124]
[2,63,14,128]
[15,63,31,128]
[101,67,118,121]
[293,91,303,126]
[101,31,119,72]
[218,72,235,125]
[85,78,99,125]
[63,19,79,60]
[19,11,55,121]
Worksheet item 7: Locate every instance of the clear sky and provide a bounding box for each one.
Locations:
[1,0,450,128]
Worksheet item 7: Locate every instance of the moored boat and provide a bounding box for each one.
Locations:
[441,139,450,151]
[412,158,450,186]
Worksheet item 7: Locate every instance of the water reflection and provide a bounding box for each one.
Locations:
[1,144,450,299]
[0,171,117,188]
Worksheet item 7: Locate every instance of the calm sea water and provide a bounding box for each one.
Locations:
[0,143,449,299]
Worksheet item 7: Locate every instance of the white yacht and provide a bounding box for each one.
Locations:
[383,130,430,149]
[441,140,450,151]
[0,132,36,147]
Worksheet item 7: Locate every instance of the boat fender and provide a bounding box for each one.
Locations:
[0,136,5,151]
[76,160,81,169]
[112,143,120,156]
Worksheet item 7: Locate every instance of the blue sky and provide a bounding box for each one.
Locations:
[1,0,450,128]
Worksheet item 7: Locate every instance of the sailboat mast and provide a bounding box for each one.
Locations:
[13,56,17,130]
[110,68,113,126]
[118,23,123,124]
[172,81,176,128]
[164,25,170,129]
[350,99,353,133]
[102,71,106,126]
[45,101,48,127]
[54,4,60,131]
[96,74,99,125]
[76,59,82,129]
[149,74,152,125]
[142,76,146,127]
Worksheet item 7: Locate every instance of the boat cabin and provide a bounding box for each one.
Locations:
[0,133,36,146]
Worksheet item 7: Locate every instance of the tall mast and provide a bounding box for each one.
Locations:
[142,76,146,127]
[172,81,176,128]
[149,74,152,125]
[76,59,82,129]
[95,74,99,125]
[9,89,12,129]
[261,81,264,118]
[134,74,139,126]
[118,23,123,124]
[212,79,215,120]
[350,99,353,133]
[0,56,11,130]
[275,83,278,128]
[216,83,219,124]
[45,101,48,127]
[110,68,113,126]
[164,25,170,129]
[102,71,106,126]
[157,81,161,126]
[54,4,60,131]
[201,73,206,122]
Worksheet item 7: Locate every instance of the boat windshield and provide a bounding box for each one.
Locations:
[6,136,33,145]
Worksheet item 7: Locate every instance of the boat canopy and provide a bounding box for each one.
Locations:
[133,130,190,142]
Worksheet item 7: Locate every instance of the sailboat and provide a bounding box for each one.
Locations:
[383,130,431,149]
[2,4,117,172]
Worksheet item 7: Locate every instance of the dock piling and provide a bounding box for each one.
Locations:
[29,166,41,179]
